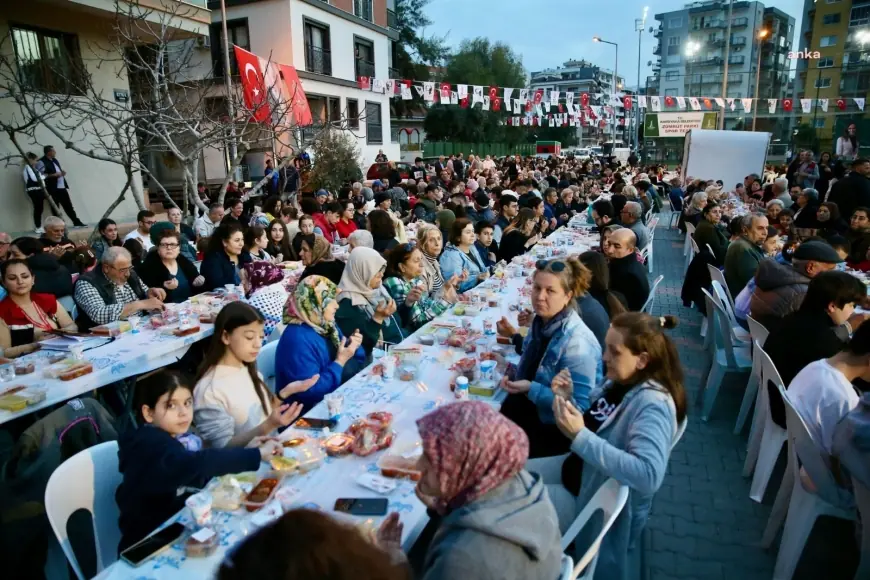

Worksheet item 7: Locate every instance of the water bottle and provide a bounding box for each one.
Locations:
[333,234,341,253]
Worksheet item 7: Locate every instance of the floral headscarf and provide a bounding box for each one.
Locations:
[337,247,390,317]
[283,275,341,349]
[417,401,529,515]
[244,261,284,297]
[308,234,334,265]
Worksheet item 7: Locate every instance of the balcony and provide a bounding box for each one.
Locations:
[732,17,749,28]
[387,9,398,30]
[654,27,662,38]
[692,57,723,66]
[67,0,210,36]
[730,37,747,46]
[305,45,332,76]
[653,45,661,55]
[389,66,401,79]
[729,55,746,65]
[355,59,375,80]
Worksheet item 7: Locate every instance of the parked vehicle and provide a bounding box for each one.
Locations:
[365,162,414,182]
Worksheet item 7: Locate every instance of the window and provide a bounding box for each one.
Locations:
[667,36,681,56]
[820,35,838,47]
[304,20,331,76]
[822,13,842,24]
[665,70,679,80]
[814,119,826,128]
[365,101,382,144]
[668,17,682,28]
[664,88,678,96]
[354,0,373,22]
[666,55,681,64]
[354,37,375,80]
[11,25,85,94]
[818,57,834,68]
[851,5,870,26]
[815,77,832,88]
[347,98,359,129]
[209,19,249,78]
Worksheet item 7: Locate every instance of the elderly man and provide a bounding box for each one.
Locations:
[123,210,157,252]
[605,228,650,311]
[73,246,166,330]
[347,229,374,250]
[749,240,842,331]
[724,213,768,297]
[351,182,364,203]
[0,232,11,262]
[467,191,496,225]
[797,150,820,190]
[770,178,793,208]
[620,201,650,250]
[194,203,224,241]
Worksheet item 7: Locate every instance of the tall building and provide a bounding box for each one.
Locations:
[529,60,628,146]
[652,1,793,130]
[796,0,870,151]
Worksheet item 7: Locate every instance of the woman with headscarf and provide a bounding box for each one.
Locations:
[298,234,345,285]
[375,401,562,580]
[335,247,407,354]
[275,276,365,414]
[243,261,287,343]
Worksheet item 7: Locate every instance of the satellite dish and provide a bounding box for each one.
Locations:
[647,60,653,66]
[649,26,654,33]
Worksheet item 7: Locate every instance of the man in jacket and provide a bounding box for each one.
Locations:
[829,158,870,220]
[493,193,519,243]
[724,213,768,297]
[749,240,842,332]
[35,145,85,227]
[605,228,650,311]
[194,203,224,241]
[797,150,820,190]
[619,201,650,250]
[847,207,870,265]
[413,184,443,223]
[467,191,496,225]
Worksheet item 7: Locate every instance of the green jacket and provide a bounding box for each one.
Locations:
[693,219,730,265]
[724,236,764,297]
[334,299,408,353]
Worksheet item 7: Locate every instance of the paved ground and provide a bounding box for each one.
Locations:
[640,221,858,580]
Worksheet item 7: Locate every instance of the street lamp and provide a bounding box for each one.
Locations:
[752,29,770,132]
[685,41,701,97]
[593,36,619,148]
[633,6,649,154]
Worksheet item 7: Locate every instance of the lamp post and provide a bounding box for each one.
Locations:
[593,36,619,149]
[685,41,701,98]
[634,7,649,154]
[719,0,735,129]
[752,29,769,132]
[220,0,241,181]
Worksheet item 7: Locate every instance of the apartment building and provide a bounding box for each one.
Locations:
[0,0,210,233]
[529,60,628,146]
[796,0,870,141]
[203,0,400,179]
[652,1,793,129]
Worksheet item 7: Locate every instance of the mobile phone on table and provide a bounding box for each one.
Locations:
[294,417,338,430]
[120,522,186,567]
[334,497,389,516]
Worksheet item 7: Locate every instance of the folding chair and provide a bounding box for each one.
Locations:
[561,478,629,580]
[700,290,752,421]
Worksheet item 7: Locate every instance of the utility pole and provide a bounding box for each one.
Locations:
[751,28,769,131]
[719,0,734,130]
[220,0,241,181]
[635,6,648,154]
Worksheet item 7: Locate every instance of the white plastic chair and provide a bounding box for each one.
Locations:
[561,478,629,580]
[852,476,870,580]
[683,222,696,257]
[641,275,665,315]
[45,441,122,580]
[770,381,856,580]
[559,554,575,580]
[700,290,752,421]
[257,340,280,392]
[640,241,654,274]
[706,264,734,309]
[710,280,750,344]
[736,316,770,435]
[684,223,698,273]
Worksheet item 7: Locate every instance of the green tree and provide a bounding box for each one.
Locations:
[793,122,818,149]
[391,0,446,117]
[308,130,362,191]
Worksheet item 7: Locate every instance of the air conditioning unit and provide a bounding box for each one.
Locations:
[196,35,211,49]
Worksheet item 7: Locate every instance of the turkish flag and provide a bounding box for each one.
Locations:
[783,98,793,112]
[558,103,564,113]
[460,97,469,108]
[837,99,847,111]
[234,46,270,123]
[599,120,606,128]
[623,95,633,109]
[489,85,498,100]
[525,100,533,113]
[358,76,371,90]
[703,98,712,110]
[440,82,451,100]
[492,97,502,112]
[581,93,589,107]
[665,96,674,107]
[533,89,544,104]
[278,64,312,126]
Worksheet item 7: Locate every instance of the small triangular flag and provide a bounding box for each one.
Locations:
[689,97,700,111]
[856,98,866,111]
[768,99,777,114]
[676,97,686,109]
[741,98,752,112]
[819,99,828,112]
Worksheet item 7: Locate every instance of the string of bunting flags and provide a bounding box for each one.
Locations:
[361,75,867,128]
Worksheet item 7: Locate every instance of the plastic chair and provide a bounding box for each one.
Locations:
[770,381,856,580]
[640,242,654,274]
[641,275,665,315]
[561,478,629,580]
[744,343,788,504]
[736,316,770,435]
[700,290,752,421]
[257,340,279,392]
[559,554,575,580]
[852,476,870,580]
[706,264,734,309]
[710,280,750,344]
[683,222,696,257]
[45,441,122,580]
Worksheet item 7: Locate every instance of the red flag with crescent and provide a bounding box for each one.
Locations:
[581,93,589,107]
[489,85,498,101]
[233,46,270,123]
[782,98,793,112]
[623,95,632,109]
[278,64,312,126]
[492,97,502,112]
[533,89,544,104]
[837,99,847,111]
[665,96,675,107]
[440,82,451,100]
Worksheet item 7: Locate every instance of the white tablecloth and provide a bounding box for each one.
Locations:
[95,228,593,580]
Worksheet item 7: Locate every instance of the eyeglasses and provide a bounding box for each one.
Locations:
[109,265,133,275]
[143,220,157,226]
[159,243,180,249]
[536,259,566,272]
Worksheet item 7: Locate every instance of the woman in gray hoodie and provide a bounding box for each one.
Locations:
[528,312,687,580]
[377,401,562,580]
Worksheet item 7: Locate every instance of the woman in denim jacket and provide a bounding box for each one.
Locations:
[439,218,489,293]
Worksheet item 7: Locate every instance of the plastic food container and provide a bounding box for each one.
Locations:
[91,321,131,337]
[287,440,326,471]
[322,433,354,456]
[269,456,299,473]
[184,529,219,558]
[469,382,498,397]
[242,472,284,512]
[13,362,35,376]
[377,454,422,481]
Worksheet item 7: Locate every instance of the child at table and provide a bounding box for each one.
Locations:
[115,370,281,552]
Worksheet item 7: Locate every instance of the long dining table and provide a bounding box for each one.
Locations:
[93,225,600,580]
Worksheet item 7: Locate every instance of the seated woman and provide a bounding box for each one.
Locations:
[335,199,358,241]
[252,195,282,228]
[8,237,74,300]
[194,302,314,448]
[167,207,198,263]
[293,215,316,255]
[368,209,399,255]
[498,208,542,263]
[766,199,784,225]
[138,228,204,304]
[275,276,365,414]
[0,259,77,358]
[527,312,686,579]
[242,225,272,264]
[335,247,408,354]
[498,258,602,458]
[815,201,848,239]
[417,224,449,294]
[793,187,820,230]
[440,218,489,293]
[376,402,562,580]
[383,243,457,330]
[243,261,287,343]
[267,219,294,262]
[90,218,122,262]
[692,202,729,265]
[200,222,245,291]
[298,234,345,285]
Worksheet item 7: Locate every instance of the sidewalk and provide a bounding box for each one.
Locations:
[641,221,858,580]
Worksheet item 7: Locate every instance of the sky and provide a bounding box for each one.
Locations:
[424,0,806,88]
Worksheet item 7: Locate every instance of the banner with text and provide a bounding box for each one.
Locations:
[643,112,717,138]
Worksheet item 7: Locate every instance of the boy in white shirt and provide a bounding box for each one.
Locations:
[123,210,157,252]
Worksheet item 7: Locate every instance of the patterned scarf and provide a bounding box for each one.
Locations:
[417,401,529,515]
[243,261,284,297]
[421,249,444,293]
[283,275,341,349]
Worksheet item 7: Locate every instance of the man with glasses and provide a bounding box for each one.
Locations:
[123,210,157,252]
[73,246,166,330]
[0,232,11,262]
[620,201,650,250]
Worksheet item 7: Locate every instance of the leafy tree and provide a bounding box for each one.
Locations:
[793,122,818,149]
[308,130,362,192]
[391,0,446,117]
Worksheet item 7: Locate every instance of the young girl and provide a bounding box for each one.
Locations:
[193,302,318,448]
[243,226,272,263]
[116,370,281,552]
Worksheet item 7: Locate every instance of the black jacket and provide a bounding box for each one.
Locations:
[498,230,531,263]
[608,254,650,311]
[200,250,240,292]
[300,260,345,285]
[27,253,73,298]
[38,156,67,192]
[829,173,870,222]
[137,251,201,304]
[373,237,398,255]
[681,248,715,314]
